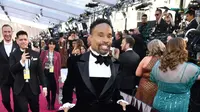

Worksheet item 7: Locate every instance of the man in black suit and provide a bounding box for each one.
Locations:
[61,19,139,112]
[113,36,140,96]
[0,24,19,112]
[9,30,47,112]
[185,10,198,32]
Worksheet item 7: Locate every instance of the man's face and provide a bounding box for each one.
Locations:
[155,11,161,21]
[2,26,12,42]
[121,39,127,51]
[186,14,193,22]
[17,35,29,49]
[142,16,147,23]
[90,23,112,55]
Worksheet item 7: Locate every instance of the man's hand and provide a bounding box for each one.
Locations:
[64,107,70,112]
[113,48,120,59]
[59,103,75,112]
[21,53,30,63]
[119,101,128,111]
[42,87,47,97]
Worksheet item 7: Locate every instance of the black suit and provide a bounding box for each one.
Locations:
[62,52,138,112]
[9,48,47,112]
[0,41,19,112]
[185,19,198,32]
[118,50,140,96]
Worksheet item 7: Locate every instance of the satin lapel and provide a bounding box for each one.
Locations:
[77,52,96,96]
[99,63,120,97]
[0,41,8,60]
[11,42,18,53]
[28,49,33,69]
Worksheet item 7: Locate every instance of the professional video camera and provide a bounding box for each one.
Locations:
[149,33,168,43]
[188,0,200,10]
[185,29,200,64]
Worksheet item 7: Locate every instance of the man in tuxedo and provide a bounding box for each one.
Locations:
[0,24,19,112]
[113,36,140,96]
[61,19,138,112]
[9,30,47,112]
[185,10,198,32]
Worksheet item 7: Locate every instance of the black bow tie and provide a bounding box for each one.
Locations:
[91,52,111,66]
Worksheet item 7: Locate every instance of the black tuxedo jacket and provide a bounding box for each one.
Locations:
[62,52,123,112]
[9,48,47,95]
[185,19,198,31]
[0,41,18,86]
[118,50,140,90]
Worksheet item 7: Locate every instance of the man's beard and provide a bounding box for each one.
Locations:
[98,44,111,55]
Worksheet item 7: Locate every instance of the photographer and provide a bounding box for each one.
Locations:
[152,8,168,35]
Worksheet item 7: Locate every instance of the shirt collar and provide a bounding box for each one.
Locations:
[20,48,25,52]
[4,40,13,45]
[189,18,195,24]
[89,47,109,57]
[126,48,133,51]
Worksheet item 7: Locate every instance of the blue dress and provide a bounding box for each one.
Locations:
[150,61,200,112]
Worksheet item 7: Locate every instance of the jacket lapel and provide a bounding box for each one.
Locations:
[0,41,8,60]
[77,52,96,96]
[99,63,120,97]
[11,41,18,53]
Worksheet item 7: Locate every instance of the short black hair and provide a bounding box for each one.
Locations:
[156,8,162,14]
[2,24,12,30]
[186,10,195,17]
[48,39,56,45]
[16,30,28,39]
[70,31,76,34]
[89,18,112,34]
[123,36,135,48]
[142,14,147,18]
[124,30,129,35]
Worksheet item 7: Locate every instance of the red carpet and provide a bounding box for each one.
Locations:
[0,88,61,112]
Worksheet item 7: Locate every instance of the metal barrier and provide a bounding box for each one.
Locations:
[120,91,159,112]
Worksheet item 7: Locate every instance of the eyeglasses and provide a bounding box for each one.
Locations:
[155,14,159,16]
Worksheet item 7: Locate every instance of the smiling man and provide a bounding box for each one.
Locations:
[61,19,138,112]
[0,24,19,112]
[9,30,47,112]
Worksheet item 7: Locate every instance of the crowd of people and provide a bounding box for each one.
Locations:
[0,8,200,112]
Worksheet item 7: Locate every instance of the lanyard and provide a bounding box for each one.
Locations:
[25,59,30,69]
[48,51,54,66]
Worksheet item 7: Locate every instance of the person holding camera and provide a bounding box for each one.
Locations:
[9,30,47,112]
[152,8,168,35]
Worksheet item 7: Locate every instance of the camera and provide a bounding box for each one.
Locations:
[185,29,200,64]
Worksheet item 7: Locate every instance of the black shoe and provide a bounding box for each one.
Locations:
[47,104,50,110]
[51,105,55,110]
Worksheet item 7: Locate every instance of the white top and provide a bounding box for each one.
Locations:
[4,40,13,57]
[89,48,111,78]
[126,48,133,52]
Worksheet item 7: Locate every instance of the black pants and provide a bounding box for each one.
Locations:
[15,83,39,112]
[44,69,57,106]
[1,83,20,112]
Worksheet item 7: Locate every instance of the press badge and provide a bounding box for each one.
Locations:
[24,69,30,80]
[49,66,54,73]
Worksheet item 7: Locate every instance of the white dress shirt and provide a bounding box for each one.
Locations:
[126,48,133,52]
[4,40,13,57]
[89,48,111,78]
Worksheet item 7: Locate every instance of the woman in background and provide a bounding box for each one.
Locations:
[135,39,165,106]
[71,39,84,56]
[40,39,61,110]
[150,38,200,112]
